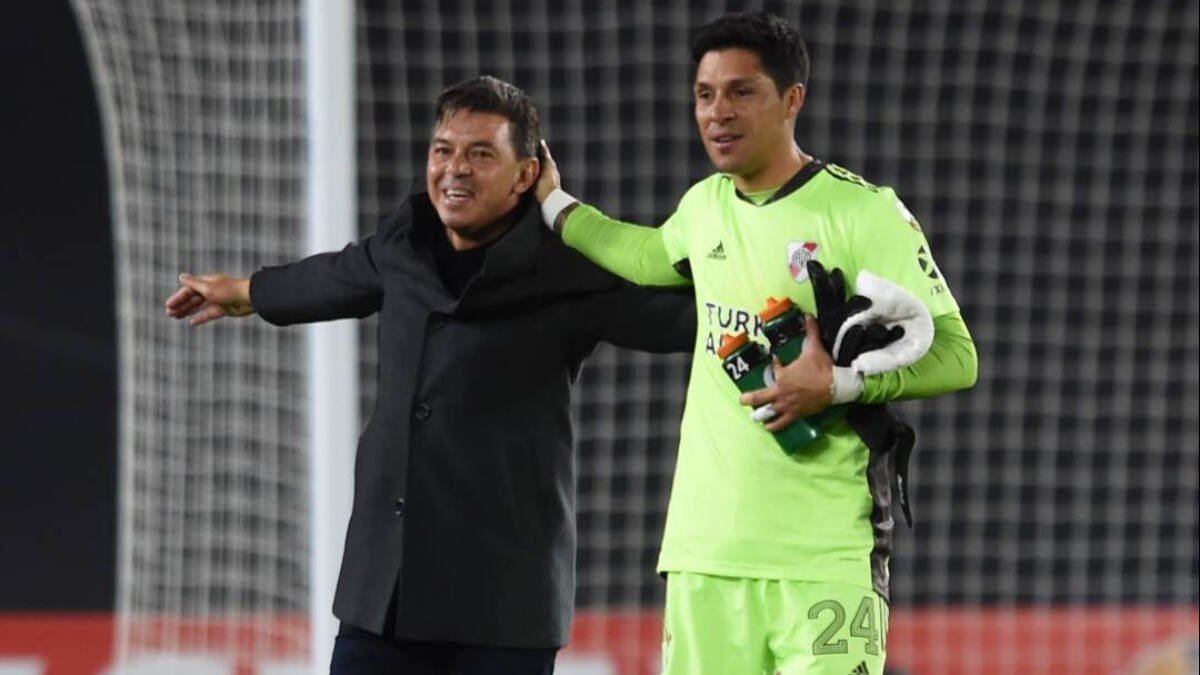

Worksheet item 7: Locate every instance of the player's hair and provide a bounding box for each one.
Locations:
[691,11,810,93]
[434,75,541,158]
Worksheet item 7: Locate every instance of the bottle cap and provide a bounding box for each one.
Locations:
[758,296,797,322]
[716,332,750,359]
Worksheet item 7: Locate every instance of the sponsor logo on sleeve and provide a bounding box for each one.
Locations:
[916,245,940,280]
[917,245,948,296]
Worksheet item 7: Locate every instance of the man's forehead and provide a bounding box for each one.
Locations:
[694,48,769,85]
[432,109,512,143]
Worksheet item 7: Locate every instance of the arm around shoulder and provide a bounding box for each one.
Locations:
[536,140,689,288]
[559,204,691,288]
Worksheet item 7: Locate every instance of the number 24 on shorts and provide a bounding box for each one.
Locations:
[808,595,888,656]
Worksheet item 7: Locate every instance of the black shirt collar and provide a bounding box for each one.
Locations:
[408,189,541,282]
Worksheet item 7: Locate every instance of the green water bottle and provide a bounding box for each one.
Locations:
[758,297,846,428]
[717,332,820,453]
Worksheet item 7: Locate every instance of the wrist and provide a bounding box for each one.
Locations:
[541,188,579,232]
[829,365,864,404]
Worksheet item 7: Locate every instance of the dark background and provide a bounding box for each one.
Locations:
[0,1,115,610]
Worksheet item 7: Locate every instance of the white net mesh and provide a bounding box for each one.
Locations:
[74,0,1197,673]
[70,1,310,671]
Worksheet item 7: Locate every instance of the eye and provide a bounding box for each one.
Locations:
[695,90,713,103]
[432,146,451,157]
[471,148,495,160]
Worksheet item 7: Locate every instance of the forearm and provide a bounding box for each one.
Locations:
[251,245,382,326]
[590,286,696,354]
[562,204,690,287]
[859,311,978,403]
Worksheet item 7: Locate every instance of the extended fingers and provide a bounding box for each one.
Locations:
[165,287,206,318]
[189,304,226,326]
[164,285,195,310]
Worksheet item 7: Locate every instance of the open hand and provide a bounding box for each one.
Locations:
[535,140,562,203]
[164,273,254,326]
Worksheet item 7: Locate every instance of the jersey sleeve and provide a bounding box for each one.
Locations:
[859,310,978,403]
[845,187,960,318]
[840,188,977,402]
[561,204,692,287]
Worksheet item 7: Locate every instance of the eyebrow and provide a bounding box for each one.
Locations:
[694,77,759,90]
[431,136,498,150]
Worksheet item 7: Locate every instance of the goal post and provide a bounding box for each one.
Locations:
[302,1,357,672]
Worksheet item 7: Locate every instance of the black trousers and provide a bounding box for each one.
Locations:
[330,624,557,675]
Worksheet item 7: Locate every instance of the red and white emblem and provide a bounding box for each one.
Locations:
[787,241,819,282]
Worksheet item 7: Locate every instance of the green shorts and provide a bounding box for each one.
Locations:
[662,572,889,675]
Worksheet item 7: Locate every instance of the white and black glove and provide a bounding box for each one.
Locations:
[807,260,934,403]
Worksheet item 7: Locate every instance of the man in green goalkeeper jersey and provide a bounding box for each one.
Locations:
[535,11,978,675]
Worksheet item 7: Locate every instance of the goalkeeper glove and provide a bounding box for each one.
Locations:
[807,261,904,367]
[806,260,934,403]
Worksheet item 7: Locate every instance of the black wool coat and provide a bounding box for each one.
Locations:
[250,191,695,649]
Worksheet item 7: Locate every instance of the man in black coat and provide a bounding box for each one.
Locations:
[165,76,694,674]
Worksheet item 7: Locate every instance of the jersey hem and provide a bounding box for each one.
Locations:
[656,557,877,592]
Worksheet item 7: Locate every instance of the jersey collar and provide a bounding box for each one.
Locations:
[732,158,825,207]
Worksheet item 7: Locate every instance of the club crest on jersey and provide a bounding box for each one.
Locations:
[787,241,819,283]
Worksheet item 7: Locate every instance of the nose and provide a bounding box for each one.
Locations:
[448,151,472,176]
[708,93,735,123]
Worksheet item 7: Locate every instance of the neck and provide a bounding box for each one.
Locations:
[444,208,518,251]
[732,142,811,193]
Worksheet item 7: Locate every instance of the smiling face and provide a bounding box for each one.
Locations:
[694,47,805,191]
[426,109,538,249]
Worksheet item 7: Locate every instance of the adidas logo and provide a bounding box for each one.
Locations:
[706,242,726,260]
[848,661,870,675]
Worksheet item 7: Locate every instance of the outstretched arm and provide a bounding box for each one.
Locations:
[249,237,384,326]
[247,210,403,326]
[167,225,388,328]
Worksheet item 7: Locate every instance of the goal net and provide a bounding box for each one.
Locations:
[74,1,1198,674]
[71,1,310,672]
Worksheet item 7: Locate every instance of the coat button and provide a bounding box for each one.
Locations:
[393,498,406,517]
[413,404,432,421]
[430,314,447,329]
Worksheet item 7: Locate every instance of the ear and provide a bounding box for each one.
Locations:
[786,83,806,120]
[513,156,540,195]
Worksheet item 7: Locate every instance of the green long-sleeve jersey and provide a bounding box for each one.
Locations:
[562,161,977,589]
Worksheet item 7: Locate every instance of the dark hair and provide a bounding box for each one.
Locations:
[434,76,541,158]
[691,11,809,93]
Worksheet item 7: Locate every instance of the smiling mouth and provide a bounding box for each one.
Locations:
[710,133,742,150]
[441,187,474,205]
